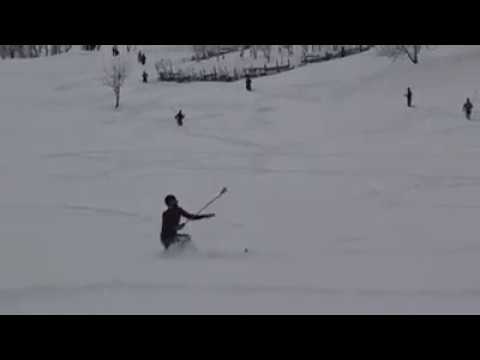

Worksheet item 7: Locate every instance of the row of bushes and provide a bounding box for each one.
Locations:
[156,45,374,84]
[157,62,293,83]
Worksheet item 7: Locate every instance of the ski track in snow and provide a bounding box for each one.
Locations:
[2,280,480,312]
[63,205,154,223]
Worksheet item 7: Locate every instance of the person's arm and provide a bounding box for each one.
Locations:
[180,208,215,221]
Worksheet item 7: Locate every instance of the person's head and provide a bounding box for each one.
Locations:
[165,195,178,208]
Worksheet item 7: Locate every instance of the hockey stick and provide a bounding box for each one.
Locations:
[183,187,228,227]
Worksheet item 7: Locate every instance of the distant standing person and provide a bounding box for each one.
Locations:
[137,51,146,65]
[463,98,474,120]
[175,110,185,127]
[142,71,149,83]
[246,75,252,92]
[405,87,413,108]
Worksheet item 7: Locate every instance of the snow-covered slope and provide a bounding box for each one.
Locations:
[1,46,480,314]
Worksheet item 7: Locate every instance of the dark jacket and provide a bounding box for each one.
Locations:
[464,101,473,112]
[175,111,185,126]
[161,206,206,241]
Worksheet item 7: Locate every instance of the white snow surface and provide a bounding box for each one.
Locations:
[2,45,480,314]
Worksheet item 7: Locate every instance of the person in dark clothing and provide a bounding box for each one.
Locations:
[137,51,143,64]
[405,87,413,108]
[142,71,149,83]
[463,98,474,120]
[112,46,119,57]
[175,110,185,127]
[160,195,215,250]
[246,75,252,92]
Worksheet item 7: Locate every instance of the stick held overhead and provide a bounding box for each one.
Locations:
[184,187,228,227]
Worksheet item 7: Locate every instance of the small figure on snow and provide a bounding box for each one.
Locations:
[142,70,149,83]
[246,74,252,92]
[175,110,185,127]
[405,87,413,108]
[160,195,215,251]
[137,51,146,65]
[463,98,474,120]
[112,45,119,57]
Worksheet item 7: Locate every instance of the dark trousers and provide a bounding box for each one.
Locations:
[162,234,191,250]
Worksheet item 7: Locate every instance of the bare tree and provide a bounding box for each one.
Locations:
[16,45,27,58]
[258,45,272,63]
[102,52,130,110]
[0,45,73,60]
[0,45,8,59]
[192,45,207,60]
[378,45,429,64]
[51,45,62,56]
[251,45,259,60]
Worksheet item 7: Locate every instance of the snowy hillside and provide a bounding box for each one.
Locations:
[1,45,480,314]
